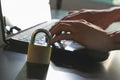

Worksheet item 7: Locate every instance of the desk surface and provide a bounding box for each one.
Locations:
[0,47,120,80]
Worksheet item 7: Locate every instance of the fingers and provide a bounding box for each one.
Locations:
[62,9,88,20]
[50,21,77,43]
[50,20,88,36]
[51,34,73,43]
[50,22,73,36]
[50,20,85,35]
[49,19,92,44]
[68,9,87,15]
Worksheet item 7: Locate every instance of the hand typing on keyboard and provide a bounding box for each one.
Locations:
[50,7,120,52]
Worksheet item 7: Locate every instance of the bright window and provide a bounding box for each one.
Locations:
[113,0,120,5]
[91,0,120,5]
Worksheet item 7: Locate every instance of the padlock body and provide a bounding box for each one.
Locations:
[27,62,49,79]
[27,44,52,64]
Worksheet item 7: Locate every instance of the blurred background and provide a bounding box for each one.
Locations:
[50,0,120,19]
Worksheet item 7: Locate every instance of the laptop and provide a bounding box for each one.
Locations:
[0,0,85,53]
[0,0,59,52]
[0,0,110,64]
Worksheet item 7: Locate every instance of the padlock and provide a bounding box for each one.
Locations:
[26,29,52,79]
[27,29,52,64]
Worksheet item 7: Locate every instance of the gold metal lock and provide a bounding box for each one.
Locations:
[27,29,52,64]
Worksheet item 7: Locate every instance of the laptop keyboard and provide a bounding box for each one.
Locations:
[15,20,84,49]
[6,19,85,53]
[11,20,58,45]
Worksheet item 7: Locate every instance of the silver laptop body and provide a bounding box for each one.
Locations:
[0,0,58,52]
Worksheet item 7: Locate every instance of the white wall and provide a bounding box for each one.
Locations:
[1,0,51,30]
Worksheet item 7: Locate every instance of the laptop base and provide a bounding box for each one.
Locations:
[4,39,29,53]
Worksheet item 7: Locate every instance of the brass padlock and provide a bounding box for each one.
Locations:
[27,29,52,64]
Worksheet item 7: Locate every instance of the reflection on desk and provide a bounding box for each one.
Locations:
[0,47,120,80]
[16,61,106,80]
[16,62,49,80]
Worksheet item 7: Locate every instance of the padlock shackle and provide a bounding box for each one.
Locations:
[30,29,52,46]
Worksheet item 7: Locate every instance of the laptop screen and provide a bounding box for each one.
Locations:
[1,0,51,33]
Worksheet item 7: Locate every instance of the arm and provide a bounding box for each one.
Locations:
[62,7,120,29]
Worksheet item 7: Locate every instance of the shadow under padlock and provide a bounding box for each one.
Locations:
[27,29,52,80]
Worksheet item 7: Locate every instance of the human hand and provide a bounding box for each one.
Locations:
[50,20,114,51]
[62,7,120,29]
